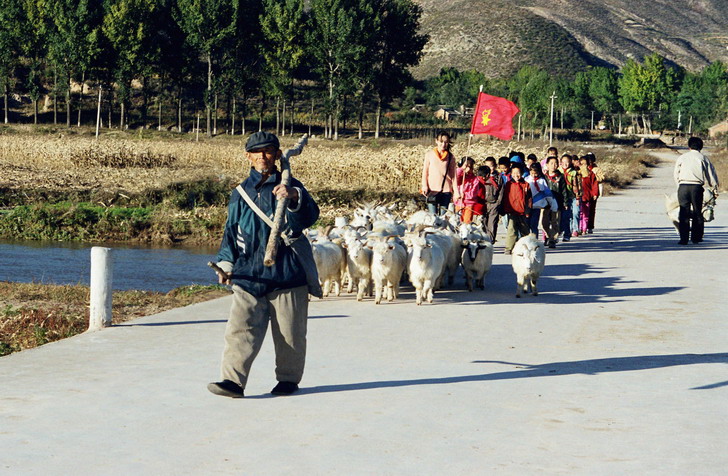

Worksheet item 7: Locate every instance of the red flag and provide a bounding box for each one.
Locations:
[470,92,520,140]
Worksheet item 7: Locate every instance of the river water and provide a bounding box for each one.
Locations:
[0,240,221,293]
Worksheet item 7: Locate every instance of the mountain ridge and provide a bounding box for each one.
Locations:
[412,0,728,78]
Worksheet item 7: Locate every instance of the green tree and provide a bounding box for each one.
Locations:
[0,0,24,123]
[259,0,306,135]
[673,62,728,132]
[369,0,428,138]
[45,0,100,127]
[175,0,239,136]
[20,0,50,124]
[307,0,371,139]
[103,0,162,129]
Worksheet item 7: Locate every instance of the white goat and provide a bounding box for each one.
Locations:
[511,234,546,298]
[369,237,407,304]
[459,224,493,292]
[311,228,346,297]
[422,227,461,286]
[342,238,373,301]
[407,234,446,305]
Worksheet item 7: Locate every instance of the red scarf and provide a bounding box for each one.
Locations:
[434,148,450,161]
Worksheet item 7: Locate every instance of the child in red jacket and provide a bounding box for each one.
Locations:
[502,163,532,254]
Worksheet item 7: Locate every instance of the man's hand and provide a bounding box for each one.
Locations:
[217,271,231,286]
[272,184,299,201]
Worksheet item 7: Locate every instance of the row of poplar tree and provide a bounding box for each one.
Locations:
[414,55,728,134]
[0,0,428,138]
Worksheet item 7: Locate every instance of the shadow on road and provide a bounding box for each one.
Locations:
[428,262,683,305]
[298,353,728,396]
[547,226,728,254]
[116,314,349,327]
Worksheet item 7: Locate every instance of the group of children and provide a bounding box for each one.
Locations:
[454,147,604,254]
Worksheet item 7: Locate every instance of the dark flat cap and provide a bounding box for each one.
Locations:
[245,131,280,152]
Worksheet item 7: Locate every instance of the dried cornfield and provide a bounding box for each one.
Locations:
[0,133,546,196]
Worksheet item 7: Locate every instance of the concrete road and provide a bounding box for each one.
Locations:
[2,148,727,475]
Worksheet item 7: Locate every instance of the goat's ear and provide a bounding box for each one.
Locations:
[341,242,348,248]
[462,239,470,246]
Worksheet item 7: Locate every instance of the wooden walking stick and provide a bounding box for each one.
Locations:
[264,134,309,266]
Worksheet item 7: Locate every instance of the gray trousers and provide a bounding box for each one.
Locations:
[221,285,309,389]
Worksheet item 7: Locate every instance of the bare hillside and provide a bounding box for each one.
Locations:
[412,0,728,78]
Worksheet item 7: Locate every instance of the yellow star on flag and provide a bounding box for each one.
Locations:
[481,108,492,126]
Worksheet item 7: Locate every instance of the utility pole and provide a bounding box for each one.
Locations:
[688,116,693,135]
[95,87,102,140]
[549,91,557,146]
[591,110,595,130]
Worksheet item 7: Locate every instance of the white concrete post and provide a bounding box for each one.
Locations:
[89,247,113,331]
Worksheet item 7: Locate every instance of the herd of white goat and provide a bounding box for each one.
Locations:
[305,202,546,303]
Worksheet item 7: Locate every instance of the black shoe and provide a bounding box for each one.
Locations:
[271,381,299,396]
[208,380,244,398]
[677,240,688,245]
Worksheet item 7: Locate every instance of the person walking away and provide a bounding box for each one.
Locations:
[422,131,460,214]
[208,131,320,398]
[674,136,720,244]
[458,157,480,223]
[578,156,599,235]
[544,157,566,248]
[483,157,505,243]
[526,162,558,237]
[502,163,532,254]
[560,154,580,240]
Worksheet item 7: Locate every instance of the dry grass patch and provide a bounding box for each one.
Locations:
[0,281,230,356]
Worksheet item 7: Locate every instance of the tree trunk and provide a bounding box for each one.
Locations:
[225,94,230,134]
[77,71,85,127]
[4,81,8,124]
[231,99,236,135]
[275,96,280,135]
[309,97,313,136]
[53,69,58,125]
[120,101,125,130]
[34,98,38,124]
[375,98,382,139]
[178,97,183,133]
[334,101,339,141]
[281,98,286,137]
[206,53,212,137]
[290,97,294,135]
[108,91,113,129]
[259,97,264,132]
[141,76,148,128]
[66,74,72,127]
[158,98,162,131]
[213,93,218,135]
[358,96,364,139]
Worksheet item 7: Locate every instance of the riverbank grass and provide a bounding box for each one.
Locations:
[0,282,231,356]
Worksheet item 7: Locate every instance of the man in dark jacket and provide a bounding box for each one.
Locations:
[208,131,319,398]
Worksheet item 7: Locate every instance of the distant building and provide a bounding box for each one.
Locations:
[434,108,462,122]
[708,120,728,138]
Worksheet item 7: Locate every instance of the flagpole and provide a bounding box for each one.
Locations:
[467,85,484,157]
[549,91,557,146]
